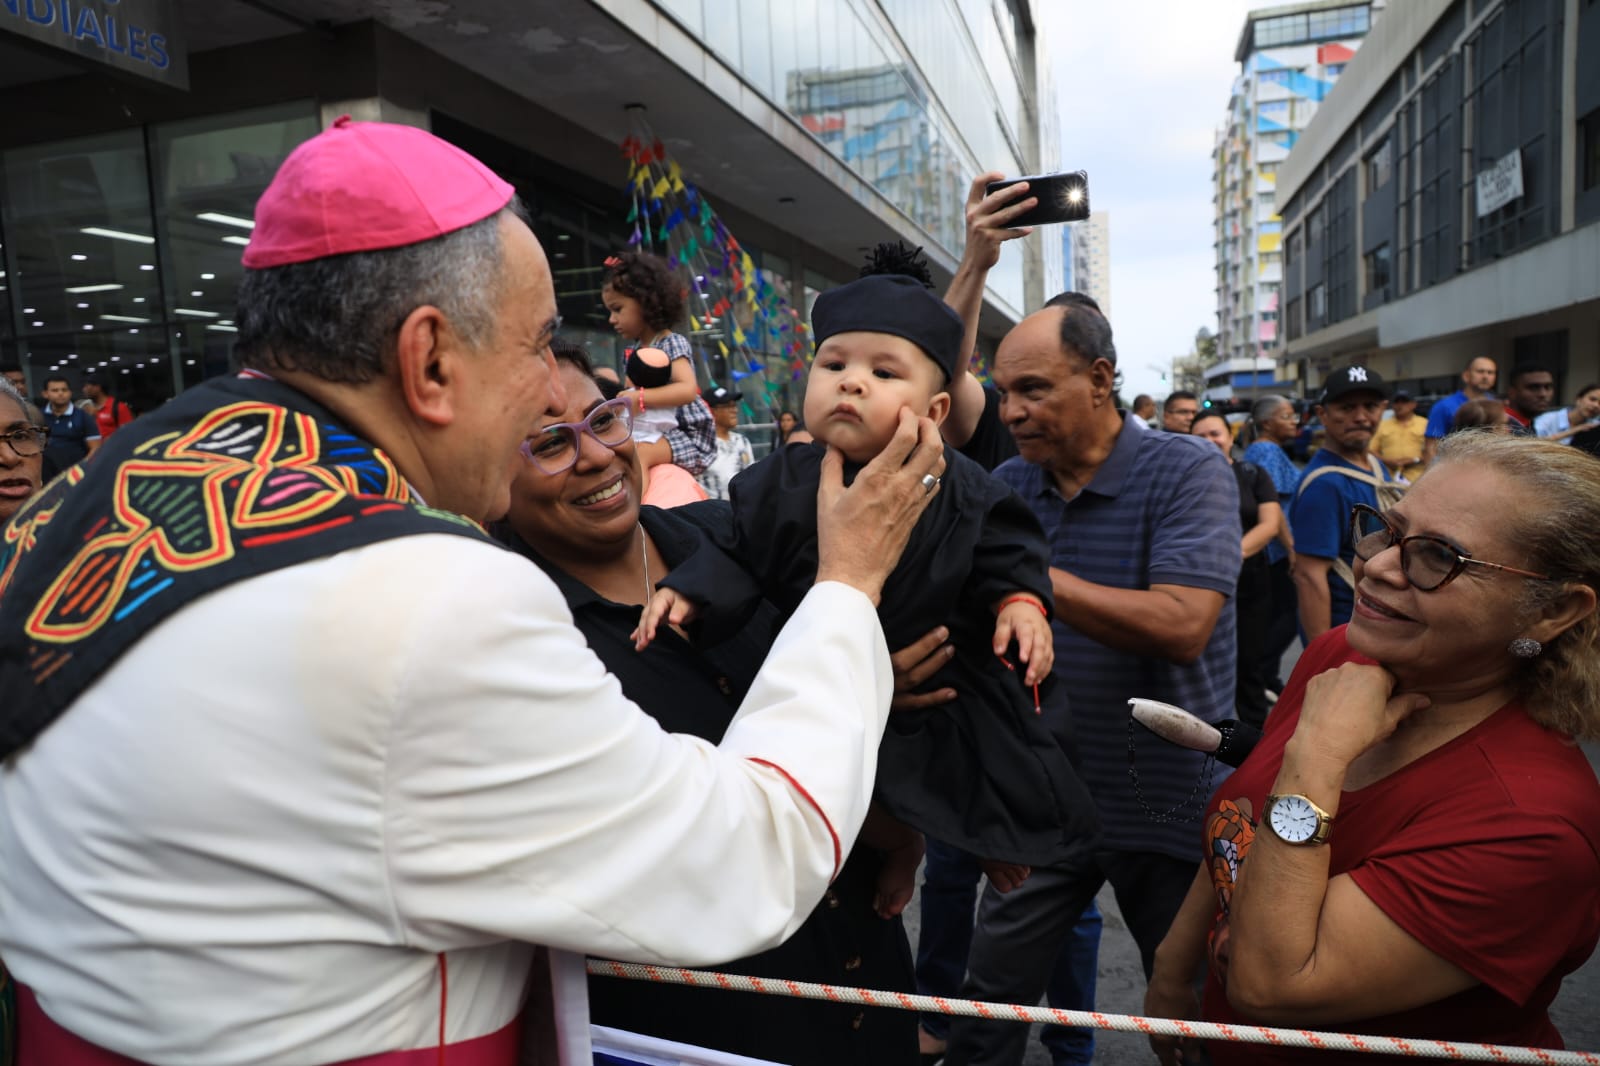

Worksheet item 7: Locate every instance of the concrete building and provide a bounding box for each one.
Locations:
[1062,211,1111,323]
[1210,0,1377,402]
[1275,0,1599,399]
[0,0,1056,414]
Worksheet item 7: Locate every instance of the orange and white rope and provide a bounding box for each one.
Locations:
[587,959,1600,1063]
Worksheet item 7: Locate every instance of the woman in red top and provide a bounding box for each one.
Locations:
[1147,433,1600,1064]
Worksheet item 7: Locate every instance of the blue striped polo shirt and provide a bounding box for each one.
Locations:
[994,414,1241,861]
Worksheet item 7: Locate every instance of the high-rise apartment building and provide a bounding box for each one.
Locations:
[1062,213,1112,323]
[0,0,1057,413]
[1210,1,1377,401]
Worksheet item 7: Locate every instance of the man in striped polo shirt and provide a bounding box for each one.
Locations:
[947,293,1241,1066]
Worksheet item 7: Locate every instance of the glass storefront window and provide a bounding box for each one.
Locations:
[152,104,320,396]
[0,104,318,413]
[3,129,164,404]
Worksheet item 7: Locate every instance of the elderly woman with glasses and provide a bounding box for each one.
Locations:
[1147,433,1600,1064]
[0,379,48,524]
[496,342,923,1066]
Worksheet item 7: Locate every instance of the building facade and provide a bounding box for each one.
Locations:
[0,0,1055,415]
[1210,0,1376,401]
[1274,0,1599,400]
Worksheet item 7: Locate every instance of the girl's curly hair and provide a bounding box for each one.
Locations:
[602,251,686,332]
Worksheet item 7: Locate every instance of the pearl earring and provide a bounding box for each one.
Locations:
[1508,637,1543,658]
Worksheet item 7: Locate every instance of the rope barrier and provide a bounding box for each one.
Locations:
[587,959,1600,1063]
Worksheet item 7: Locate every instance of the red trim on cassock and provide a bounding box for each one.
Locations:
[16,984,522,1066]
[746,757,842,878]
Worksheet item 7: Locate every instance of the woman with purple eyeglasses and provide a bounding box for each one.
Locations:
[1148,433,1600,1064]
[494,341,924,1066]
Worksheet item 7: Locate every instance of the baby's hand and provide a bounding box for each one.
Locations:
[979,858,1032,893]
[632,587,697,650]
[993,595,1053,685]
[874,833,925,919]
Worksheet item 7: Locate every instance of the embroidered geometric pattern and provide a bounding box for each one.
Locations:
[0,399,478,687]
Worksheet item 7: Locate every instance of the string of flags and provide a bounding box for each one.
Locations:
[620,113,814,412]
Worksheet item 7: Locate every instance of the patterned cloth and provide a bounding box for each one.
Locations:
[0,375,487,754]
[1241,439,1302,565]
[697,431,753,500]
[647,331,717,477]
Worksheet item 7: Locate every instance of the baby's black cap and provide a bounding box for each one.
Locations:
[810,242,964,384]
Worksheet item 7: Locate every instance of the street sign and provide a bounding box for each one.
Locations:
[1475,149,1523,218]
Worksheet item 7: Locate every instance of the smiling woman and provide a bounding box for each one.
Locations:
[1148,434,1600,1064]
[496,342,922,1065]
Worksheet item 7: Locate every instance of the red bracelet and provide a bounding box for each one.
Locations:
[999,595,1048,618]
[636,392,646,414]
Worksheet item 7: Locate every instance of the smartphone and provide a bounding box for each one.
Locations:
[985,170,1090,227]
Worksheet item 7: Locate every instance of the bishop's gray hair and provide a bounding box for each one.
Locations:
[233,198,529,385]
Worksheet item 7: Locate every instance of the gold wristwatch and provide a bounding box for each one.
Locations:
[1263,793,1335,846]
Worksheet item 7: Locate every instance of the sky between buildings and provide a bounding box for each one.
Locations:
[1041,0,1263,401]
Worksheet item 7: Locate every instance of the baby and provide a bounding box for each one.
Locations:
[636,244,1098,912]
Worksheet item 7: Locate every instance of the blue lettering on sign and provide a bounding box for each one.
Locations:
[74,5,104,46]
[2,0,177,78]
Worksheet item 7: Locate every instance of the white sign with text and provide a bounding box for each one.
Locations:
[1475,150,1524,217]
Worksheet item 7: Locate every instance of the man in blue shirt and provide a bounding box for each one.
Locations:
[1291,365,1393,642]
[945,293,1241,1066]
[1422,355,1497,464]
[41,376,100,471]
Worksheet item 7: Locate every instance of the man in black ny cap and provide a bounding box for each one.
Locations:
[697,384,753,501]
[1290,364,1395,641]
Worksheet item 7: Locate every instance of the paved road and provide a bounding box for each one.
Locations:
[903,640,1600,1064]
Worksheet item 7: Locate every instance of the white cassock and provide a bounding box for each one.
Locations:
[0,534,891,1066]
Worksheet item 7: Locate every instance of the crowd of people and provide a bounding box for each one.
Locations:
[0,119,1597,1066]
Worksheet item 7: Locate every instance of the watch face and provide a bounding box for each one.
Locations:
[1269,795,1321,843]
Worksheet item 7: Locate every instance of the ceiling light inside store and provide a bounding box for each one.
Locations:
[197,212,256,230]
[201,273,215,280]
[23,307,34,314]
[71,254,87,261]
[77,302,89,309]
[140,264,155,271]
[190,290,202,296]
[101,314,152,324]
[207,324,239,333]
[186,360,196,366]
[221,236,251,246]
[134,298,146,303]
[82,227,155,245]
[65,283,122,293]
[174,308,220,318]
[31,321,42,327]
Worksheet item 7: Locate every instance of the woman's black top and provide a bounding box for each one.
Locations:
[504,504,917,1066]
[1233,458,1277,599]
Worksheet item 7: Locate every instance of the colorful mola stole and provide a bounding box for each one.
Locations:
[0,374,492,758]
